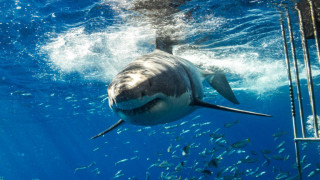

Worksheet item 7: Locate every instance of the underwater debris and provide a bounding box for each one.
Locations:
[232,138,250,148]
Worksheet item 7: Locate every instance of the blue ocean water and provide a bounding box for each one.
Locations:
[1,0,320,179]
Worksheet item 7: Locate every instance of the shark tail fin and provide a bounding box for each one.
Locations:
[205,70,239,104]
[91,119,125,139]
[193,99,271,117]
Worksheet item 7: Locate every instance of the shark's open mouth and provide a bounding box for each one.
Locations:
[115,98,161,115]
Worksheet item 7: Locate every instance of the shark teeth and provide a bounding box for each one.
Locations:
[115,98,161,115]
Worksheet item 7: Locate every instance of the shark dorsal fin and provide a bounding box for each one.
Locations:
[155,36,174,54]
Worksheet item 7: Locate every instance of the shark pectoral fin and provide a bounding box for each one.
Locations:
[91,119,125,139]
[207,71,239,104]
[193,99,271,117]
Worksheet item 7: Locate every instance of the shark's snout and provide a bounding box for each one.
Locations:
[107,78,159,111]
[109,84,146,105]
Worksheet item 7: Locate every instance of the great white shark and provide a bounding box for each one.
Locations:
[91,48,271,139]
[91,0,272,139]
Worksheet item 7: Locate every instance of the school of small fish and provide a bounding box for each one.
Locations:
[83,111,320,179]
[15,90,318,179]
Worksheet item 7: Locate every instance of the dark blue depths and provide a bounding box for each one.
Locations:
[1,0,320,179]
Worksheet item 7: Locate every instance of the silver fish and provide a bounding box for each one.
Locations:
[224,119,239,128]
[115,158,129,165]
[232,138,250,148]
